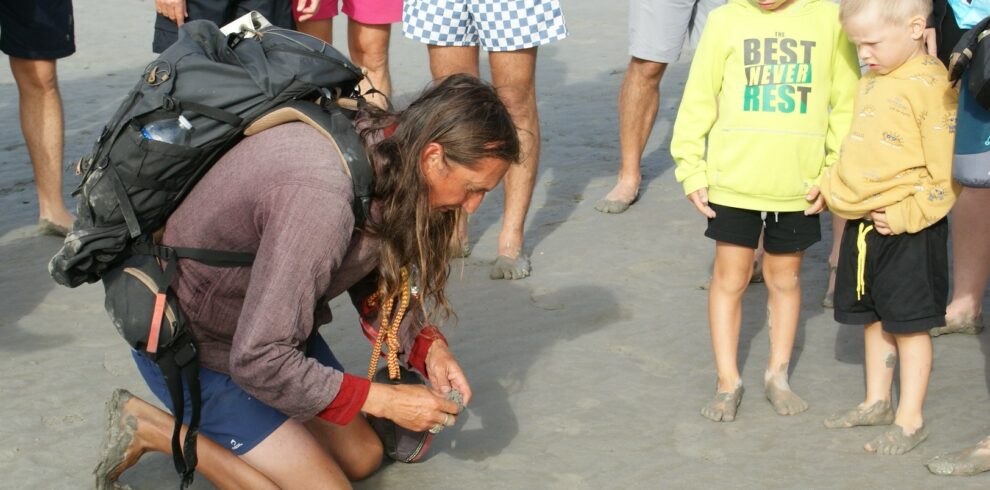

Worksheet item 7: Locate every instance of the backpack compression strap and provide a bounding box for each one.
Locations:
[135,241,248,489]
[245,101,374,226]
[949,17,990,83]
[156,332,201,489]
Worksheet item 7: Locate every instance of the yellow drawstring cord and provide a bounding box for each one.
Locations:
[367,268,411,381]
[856,222,874,300]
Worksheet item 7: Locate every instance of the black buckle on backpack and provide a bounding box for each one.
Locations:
[227,32,245,49]
[173,340,197,367]
[161,95,177,112]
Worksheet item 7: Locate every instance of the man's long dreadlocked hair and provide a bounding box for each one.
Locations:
[359,74,520,323]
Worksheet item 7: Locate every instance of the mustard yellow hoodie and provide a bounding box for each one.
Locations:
[821,54,959,234]
[671,0,860,212]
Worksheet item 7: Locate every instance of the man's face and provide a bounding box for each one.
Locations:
[422,148,509,214]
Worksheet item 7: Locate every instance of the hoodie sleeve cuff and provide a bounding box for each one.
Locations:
[317,374,371,425]
[408,325,447,380]
[681,173,709,196]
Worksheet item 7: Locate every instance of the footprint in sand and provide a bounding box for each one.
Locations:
[530,288,565,311]
[42,413,85,430]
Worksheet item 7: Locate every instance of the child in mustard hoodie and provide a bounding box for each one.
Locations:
[671,0,859,422]
[820,0,958,455]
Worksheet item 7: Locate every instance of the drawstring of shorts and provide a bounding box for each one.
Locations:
[856,222,874,300]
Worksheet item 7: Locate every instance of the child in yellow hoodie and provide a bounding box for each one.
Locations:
[671,0,859,422]
[820,0,959,455]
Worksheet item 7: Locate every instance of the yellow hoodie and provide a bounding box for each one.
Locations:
[671,0,860,212]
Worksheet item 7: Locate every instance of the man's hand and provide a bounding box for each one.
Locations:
[156,0,187,26]
[296,0,322,22]
[363,383,461,432]
[869,208,893,235]
[425,341,472,407]
[804,186,826,215]
[687,188,717,218]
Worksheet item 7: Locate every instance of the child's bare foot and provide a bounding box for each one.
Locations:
[864,424,928,455]
[763,371,808,416]
[95,389,144,489]
[926,435,990,476]
[701,382,744,422]
[823,400,894,428]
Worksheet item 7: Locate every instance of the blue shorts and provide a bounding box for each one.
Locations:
[133,334,344,455]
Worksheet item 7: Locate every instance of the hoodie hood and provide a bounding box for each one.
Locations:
[728,0,821,16]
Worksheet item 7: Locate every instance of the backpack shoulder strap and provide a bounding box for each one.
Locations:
[245,101,374,226]
[949,17,990,83]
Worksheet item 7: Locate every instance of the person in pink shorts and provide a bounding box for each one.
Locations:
[295,0,400,108]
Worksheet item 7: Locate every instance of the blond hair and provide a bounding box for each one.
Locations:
[839,0,931,26]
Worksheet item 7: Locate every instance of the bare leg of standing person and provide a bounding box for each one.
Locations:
[824,321,895,429]
[864,332,930,455]
[296,18,393,110]
[9,57,74,236]
[427,45,481,257]
[347,20,393,109]
[296,17,333,43]
[701,242,753,422]
[823,214,846,308]
[762,251,808,415]
[932,187,990,336]
[488,48,539,280]
[596,57,664,214]
[426,45,539,279]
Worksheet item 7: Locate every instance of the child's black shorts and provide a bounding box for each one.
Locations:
[705,203,821,253]
[0,0,75,60]
[833,218,948,334]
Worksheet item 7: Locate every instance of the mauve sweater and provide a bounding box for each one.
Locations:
[161,122,428,423]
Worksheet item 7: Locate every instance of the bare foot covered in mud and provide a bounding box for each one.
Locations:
[490,254,531,280]
[763,372,808,416]
[864,424,928,455]
[930,314,984,337]
[926,436,990,476]
[701,383,744,422]
[594,180,639,214]
[94,389,144,490]
[823,400,895,429]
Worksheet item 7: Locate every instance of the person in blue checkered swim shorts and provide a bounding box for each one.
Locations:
[403,0,567,281]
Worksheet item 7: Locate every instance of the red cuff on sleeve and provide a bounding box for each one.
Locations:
[317,373,371,426]
[408,325,447,380]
